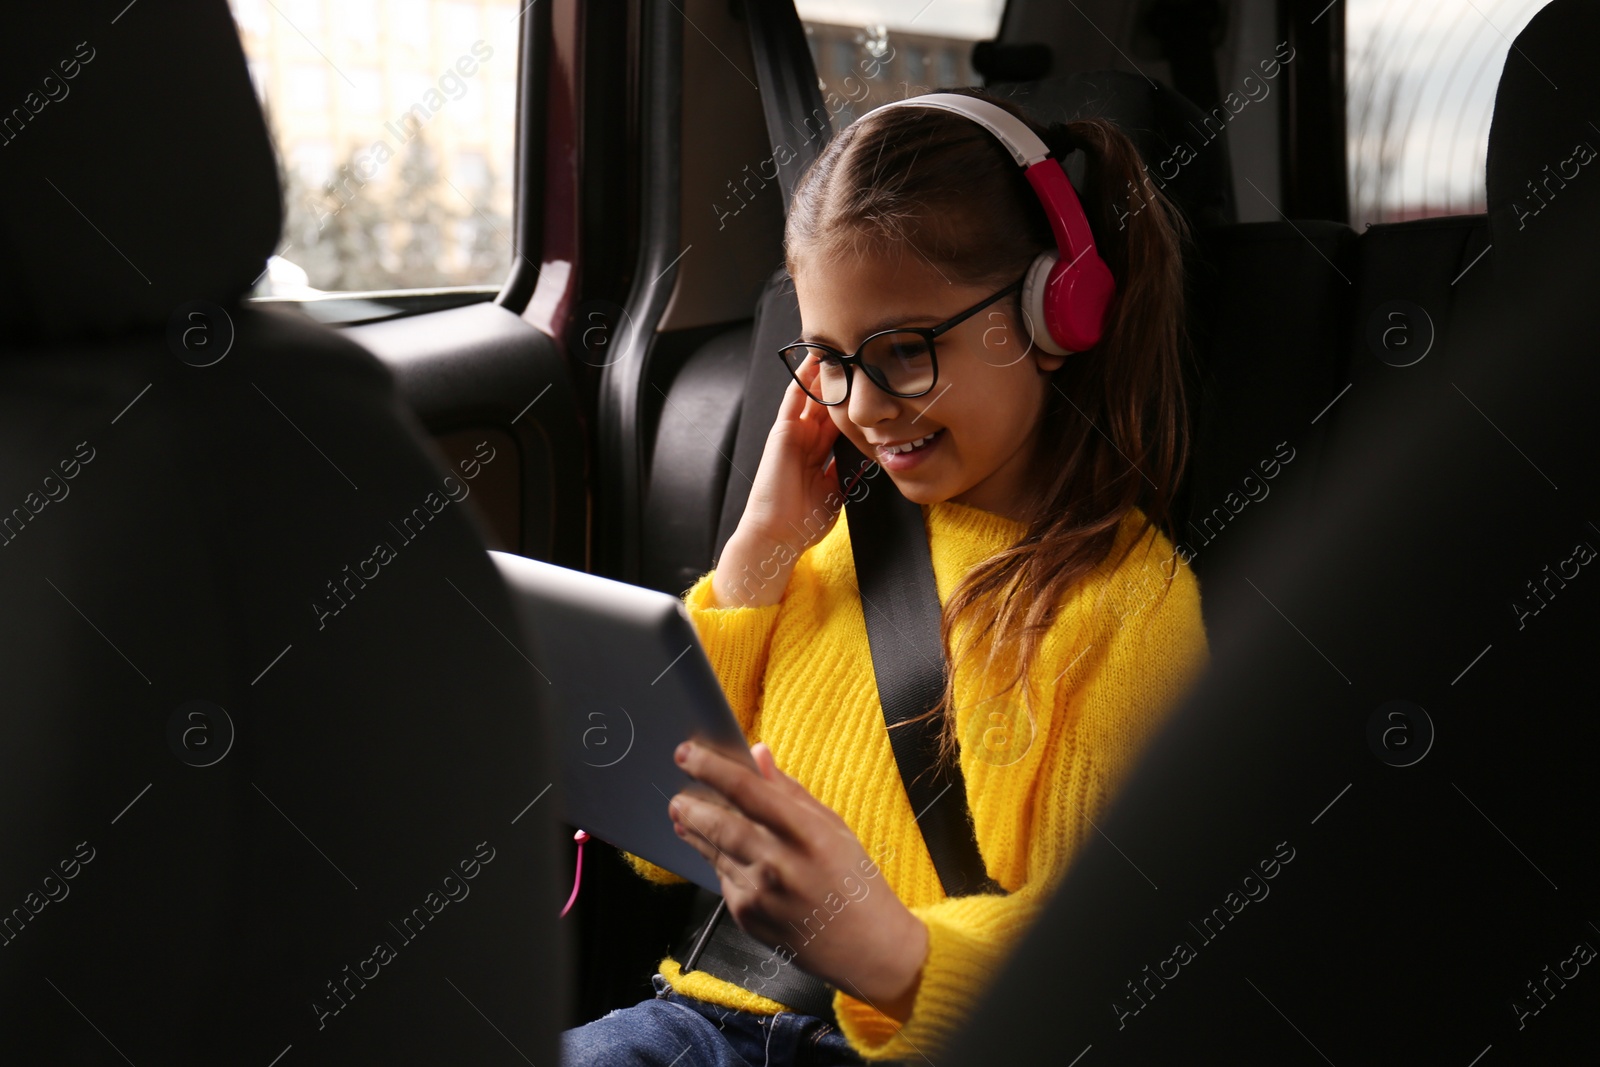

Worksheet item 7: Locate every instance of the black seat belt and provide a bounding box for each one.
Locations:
[832,437,1006,898]
[742,0,829,206]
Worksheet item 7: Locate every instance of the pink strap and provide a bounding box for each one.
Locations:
[560,828,590,918]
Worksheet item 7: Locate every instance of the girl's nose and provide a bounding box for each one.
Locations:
[845,368,902,427]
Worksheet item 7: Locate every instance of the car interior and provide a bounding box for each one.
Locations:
[2,0,1596,1062]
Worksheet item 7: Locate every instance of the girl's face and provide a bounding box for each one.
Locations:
[792,249,1066,521]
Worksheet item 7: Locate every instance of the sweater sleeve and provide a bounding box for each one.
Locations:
[829,547,1211,1060]
[619,850,690,886]
[680,568,785,737]
[619,569,786,888]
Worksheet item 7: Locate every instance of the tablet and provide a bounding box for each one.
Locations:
[490,550,757,894]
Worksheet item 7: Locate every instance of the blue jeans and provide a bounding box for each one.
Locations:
[561,976,867,1067]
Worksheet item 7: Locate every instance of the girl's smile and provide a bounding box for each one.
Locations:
[869,427,944,470]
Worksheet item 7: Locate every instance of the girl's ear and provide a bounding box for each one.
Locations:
[1033,351,1067,374]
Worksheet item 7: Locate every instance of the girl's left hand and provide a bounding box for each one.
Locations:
[669,740,929,1022]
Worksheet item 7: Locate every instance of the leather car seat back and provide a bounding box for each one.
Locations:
[0,4,564,1062]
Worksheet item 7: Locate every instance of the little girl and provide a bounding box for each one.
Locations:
[563,87,1209,1066]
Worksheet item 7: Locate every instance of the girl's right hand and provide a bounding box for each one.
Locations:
[711,361,842,608]
[742,360,845,546]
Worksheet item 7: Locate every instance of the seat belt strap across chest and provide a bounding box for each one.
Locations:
[834,436,1006,899]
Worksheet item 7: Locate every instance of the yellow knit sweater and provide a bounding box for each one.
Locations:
[625,500,1209,1060]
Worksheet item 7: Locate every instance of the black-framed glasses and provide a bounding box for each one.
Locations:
[778,278,1023,406]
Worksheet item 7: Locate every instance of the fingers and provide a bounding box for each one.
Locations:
[795,352,825,395]
[676,741,803,841]
[670,791,760,869]
[786,360,834,426]
[809,407,842,454]
[669,789,784,898]
[763,363,841,515]
[752,741,780,782]
[796,365,837,431]
[776,375,809,425]
[747,743,825,815]
[812,431,843,488]
[751,742,801,791]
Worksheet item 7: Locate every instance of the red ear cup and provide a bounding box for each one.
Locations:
[1022,156,1115,353]
[1044,245,1116,352]
[1021,248,1115,354]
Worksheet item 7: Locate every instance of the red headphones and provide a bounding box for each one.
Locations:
[870,93,1116,354]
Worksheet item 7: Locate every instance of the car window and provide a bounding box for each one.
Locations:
[228,0,521,295]
[796,0,1007,124]
[1347,0,1555,228]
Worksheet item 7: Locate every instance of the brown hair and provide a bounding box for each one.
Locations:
[785,88,1191,761]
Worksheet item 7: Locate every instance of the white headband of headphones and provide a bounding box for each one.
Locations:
[870,93,1052,168]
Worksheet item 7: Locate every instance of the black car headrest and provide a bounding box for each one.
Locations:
[1485,0,1600,272]
[994,69,1237,230]
[0,0,280,344]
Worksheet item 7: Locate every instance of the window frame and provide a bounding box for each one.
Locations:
[239,0,544,324]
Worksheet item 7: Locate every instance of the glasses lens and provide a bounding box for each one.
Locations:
[860,332,935,397]
[782,345,849,404]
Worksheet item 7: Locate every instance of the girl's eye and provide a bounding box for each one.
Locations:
[885,338,931,362]
[813,350,844,367]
